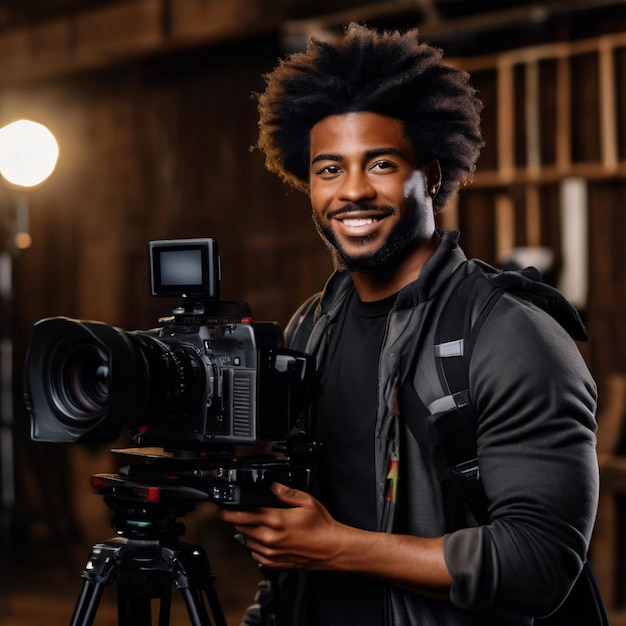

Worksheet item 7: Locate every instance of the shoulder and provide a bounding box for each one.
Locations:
[473,286,592,375]
[285,292,322,351]
[470,291,597,429]
[477,288,585,355]
[284,271,355,350]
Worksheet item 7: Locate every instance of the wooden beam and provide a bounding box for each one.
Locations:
[284,0,626,47]
[456,31,626,73]
[598,37,618,171]
[0,0,163,84]
[495,193,515,261]
[0,0,624,87]
[170,0,287,45]
[470,161,626,187]
[555,52,572,171]
[525,184,541,247]
[438,193,459,230]
[0,0,305,85]
[525,57,541,174]
[497,58,515,182]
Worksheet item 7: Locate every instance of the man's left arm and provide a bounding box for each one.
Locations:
[444,294,599,616]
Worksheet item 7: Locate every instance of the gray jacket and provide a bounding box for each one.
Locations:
[282,230,599,625]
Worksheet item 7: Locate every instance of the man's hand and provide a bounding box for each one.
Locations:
[218,482,349,571]
[218,482,453,595]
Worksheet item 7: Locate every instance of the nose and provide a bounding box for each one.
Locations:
[338,169,376,203]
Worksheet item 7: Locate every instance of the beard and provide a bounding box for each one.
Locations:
[312,204,426,274]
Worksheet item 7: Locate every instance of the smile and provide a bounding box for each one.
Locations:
[332,212,391,238]
[341,217,378,227]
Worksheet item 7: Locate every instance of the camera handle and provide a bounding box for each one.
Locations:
[69,494,228,626]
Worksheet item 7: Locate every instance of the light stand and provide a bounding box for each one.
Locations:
[0,118,58,587]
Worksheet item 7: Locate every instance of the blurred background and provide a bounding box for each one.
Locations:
[0,0,625,624]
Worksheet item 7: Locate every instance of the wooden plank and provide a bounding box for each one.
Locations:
[525,58,541,173]
[497,59,515,182]
[170,0,292,43]
[456,32,626,72]
[599,455,626,491]
[599,37,618,171]
[0,2,163,83]
[0,0,303,84]
[0,28,30,77]
[24,18,73,60]
[525,184,541,246]
[596,375,626,455]
[555,53,572,171]
[495,193,515,261]
[471,161,626,186]
[437,193,459,230]
[75,0,162,59]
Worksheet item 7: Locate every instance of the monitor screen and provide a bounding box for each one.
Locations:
[149,239,220,298]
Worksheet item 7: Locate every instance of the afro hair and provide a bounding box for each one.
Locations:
[257,22,484,212]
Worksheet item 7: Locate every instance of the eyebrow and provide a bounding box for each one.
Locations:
[310,147,408,166]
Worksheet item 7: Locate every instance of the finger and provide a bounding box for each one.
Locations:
[218,507,266,525]
[270,482,310,506]
[250,550,310,571]
[247,545,295,568]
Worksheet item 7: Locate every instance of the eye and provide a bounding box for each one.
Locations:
[315,164,342,176]
[369,160,397,172]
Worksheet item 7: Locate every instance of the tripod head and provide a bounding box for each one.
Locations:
[90,445,311,517]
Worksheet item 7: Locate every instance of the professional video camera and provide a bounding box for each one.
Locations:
[23,238,317,508]
[22,239,319,625]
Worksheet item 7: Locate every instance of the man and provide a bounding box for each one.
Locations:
[219,23,599,625]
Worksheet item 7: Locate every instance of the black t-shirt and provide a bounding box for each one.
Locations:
[309,290,395,625]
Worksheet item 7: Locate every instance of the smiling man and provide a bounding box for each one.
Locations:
[309,111,440,299]
[219,23,600,626]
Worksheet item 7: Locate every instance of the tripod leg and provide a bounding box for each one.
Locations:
[168,545,227,626]
[70,580,105,626]
[70,539,126,626]
[157,586,172,626]
[198,582,228,626]
[179,585,213,626]
[117,581,154,626]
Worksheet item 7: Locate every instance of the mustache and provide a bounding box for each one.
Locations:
[326,203,396,220]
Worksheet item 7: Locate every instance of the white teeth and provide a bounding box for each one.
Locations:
[342,218,375,227]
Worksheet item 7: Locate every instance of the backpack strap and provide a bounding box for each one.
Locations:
[427,263,505,528]
[427,259,588,528]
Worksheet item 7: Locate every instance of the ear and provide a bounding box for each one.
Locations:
[425,160,441,198]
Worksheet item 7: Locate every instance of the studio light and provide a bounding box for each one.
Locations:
[0,119,59,188]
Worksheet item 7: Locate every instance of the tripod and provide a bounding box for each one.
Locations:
[70,492,228,626]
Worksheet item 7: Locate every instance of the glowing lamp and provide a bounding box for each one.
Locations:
[0,119,59,188]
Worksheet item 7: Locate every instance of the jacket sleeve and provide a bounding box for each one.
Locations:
[443,293,599,616]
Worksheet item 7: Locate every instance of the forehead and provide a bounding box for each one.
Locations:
[309,112,413,158]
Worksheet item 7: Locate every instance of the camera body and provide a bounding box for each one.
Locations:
[24,239,315,451]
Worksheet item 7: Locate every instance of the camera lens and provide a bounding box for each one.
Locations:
[47,338,110,424]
